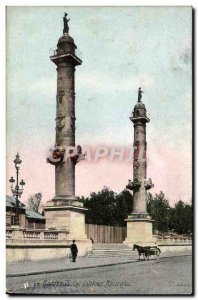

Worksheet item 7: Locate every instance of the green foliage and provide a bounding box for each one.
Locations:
[78,188,192,235]
[115,189,133,226]
[147,191,170,233]
[169,200,192,234]
[77,187,133,226]
[147,193,192,235]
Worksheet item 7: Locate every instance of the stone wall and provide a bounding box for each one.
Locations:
[6,228,92,262]
[6,241,91,262]
[159,244,192,253]
[6,228,192,262]
[156,235,192,253]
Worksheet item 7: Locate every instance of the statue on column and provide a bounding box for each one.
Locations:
[63,13,70,34]
[138,87,144,102]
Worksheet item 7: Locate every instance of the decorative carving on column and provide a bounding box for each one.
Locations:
[47,145,65,166]
[134,161,140,169]
[55,115,66,130]
[57,90,65,103]
[124,88,154,246]
[127,87,153,214]
[144,178,154,190]
[126,178,142,191]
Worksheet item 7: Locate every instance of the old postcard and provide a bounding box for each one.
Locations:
[6,6,192,295]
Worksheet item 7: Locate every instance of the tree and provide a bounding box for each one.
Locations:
[115,189,133,226]
[77,187,133,226]
[147,191,170,233]
[147,192,192,235]
[78,188,192,234]
[84,187,116,225]
[169,200,192,234]
[27,193,42,213]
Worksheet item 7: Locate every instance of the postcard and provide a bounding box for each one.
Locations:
[6,6,192,295]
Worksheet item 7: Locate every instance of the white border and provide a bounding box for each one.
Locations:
[1,1,196,299]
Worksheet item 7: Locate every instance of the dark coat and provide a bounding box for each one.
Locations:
[70,243,78,255]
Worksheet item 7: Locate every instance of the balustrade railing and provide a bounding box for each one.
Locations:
[44,231,59,240]
[49,48,82,60]
[6,227,192,245]
[23,230,40,239]
[6,230,12,239]
[6,228,69,241]
[157,236,192,245]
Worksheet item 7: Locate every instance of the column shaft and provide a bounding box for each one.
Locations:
[55,62,75,197]
[133,122,147,213]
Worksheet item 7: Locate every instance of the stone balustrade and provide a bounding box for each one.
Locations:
[157,236,192,245]
[6,229,13,239]
[6,228,192,245]
[23,230,41,239]
[44,231,59,240]
[6,228,69,241]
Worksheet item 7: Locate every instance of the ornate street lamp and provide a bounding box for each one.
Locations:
[9,153,25,226]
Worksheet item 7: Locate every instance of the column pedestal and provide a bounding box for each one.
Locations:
[43,199,92,256]
[123,213,156,247]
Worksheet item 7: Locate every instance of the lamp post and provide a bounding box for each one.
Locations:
[9,153,25,226]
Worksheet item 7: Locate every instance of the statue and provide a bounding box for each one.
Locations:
[63,13,70,34]
[138,87,144,102]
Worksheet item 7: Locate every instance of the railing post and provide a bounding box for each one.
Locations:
[12,229,23,240]
[58,232,67,240]
[40,231,44,240]
[6,229,13,239]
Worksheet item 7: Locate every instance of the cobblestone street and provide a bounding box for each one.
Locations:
[6,255,192,295]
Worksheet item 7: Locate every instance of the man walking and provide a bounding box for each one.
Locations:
[70,240,78,262]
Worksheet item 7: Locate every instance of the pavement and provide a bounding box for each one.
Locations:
[6,255,193,294]
[6,250,191,278]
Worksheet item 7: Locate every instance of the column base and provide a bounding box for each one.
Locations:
[43,197,87,239]
[123,213,157,247]
[50,195,85,207]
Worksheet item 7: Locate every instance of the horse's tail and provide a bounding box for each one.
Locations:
[157,247,161,253]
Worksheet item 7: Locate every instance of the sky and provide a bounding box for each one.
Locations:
[6,6,192,206]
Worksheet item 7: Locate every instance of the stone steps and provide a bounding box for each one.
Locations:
[88,253,137,258]
[88,243,137,258]
[91,243,131,249]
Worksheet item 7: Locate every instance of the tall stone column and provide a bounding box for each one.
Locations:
[124,88,155,246]
[43,14,91,255]
[48,20,82,206]
[53,53,77,200]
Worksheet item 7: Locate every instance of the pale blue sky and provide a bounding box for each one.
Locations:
[6,7,192,203]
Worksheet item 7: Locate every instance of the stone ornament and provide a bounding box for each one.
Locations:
[55,115,66,130]
[47,145,65,166]
[144,178,154,190]
[57,90,65,103]
[126,177,142,191]
[134,161,140,169]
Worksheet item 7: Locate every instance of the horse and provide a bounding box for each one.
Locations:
[133,244,161,261]
[133,244,149,261]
